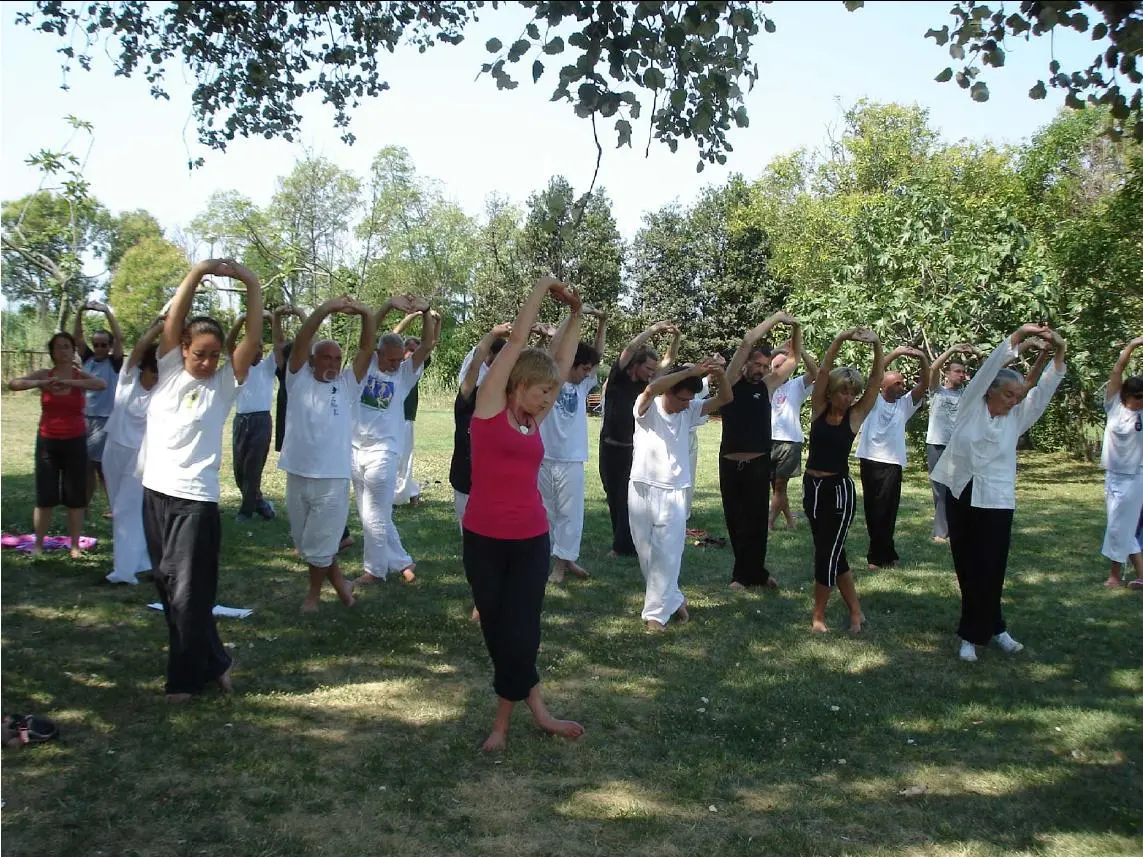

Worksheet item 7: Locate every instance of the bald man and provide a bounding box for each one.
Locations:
[855,346,932,569]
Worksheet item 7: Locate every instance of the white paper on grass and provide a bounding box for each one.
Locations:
[148,603,253,619]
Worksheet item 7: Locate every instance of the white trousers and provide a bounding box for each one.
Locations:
[352,447,414,578]
[102,441,150,584]
[686,429,700,519]
[287,474,350,568]
[538,459,586,561]
[1102,469,1143,562]
[393,420,421,504]
[629,481,688,624]
[454,490,469,533]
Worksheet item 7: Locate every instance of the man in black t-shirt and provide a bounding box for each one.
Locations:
[599,320,680,557]
[719,312,801,591]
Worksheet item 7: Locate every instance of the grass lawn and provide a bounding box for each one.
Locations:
[1,391,1140,857]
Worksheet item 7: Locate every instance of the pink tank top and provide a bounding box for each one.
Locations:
[463,408,548,539]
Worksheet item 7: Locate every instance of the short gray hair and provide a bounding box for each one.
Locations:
[377,332,405,351]
[827,366,863,396]
[988,368,1023,391]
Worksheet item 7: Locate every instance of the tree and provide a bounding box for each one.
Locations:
[22,2,1137,171]
[106,209,164,271]
[106,237,192,340]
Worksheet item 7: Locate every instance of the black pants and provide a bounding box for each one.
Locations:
[599,440,636,555]
[463,529,550,701]
[719,455,772,586]
[946,480,1014,646]
[232,411,271,515]
[143,488,231,695]
[803,473,856,587]
[34,434,87,508]
[860,459,902,566]
[926,444,950,539]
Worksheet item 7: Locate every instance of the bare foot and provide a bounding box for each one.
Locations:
[849,619,865,633]
[353,573,381,587]
[567,562,590,579]
[470,606,481,622]
[548,568,566,584]
[1104,576,1124,588]
[338,535,354,553]
[811,618,829,633]
[932,536,949,545]
[336,581,356,608]
[409,495,421,508]
[102,510,113,519]
[763,577,780,590]
[400,564,416,583]
[301,597,319,614]
[1128,578,1143,590]
[537,717,585,740]
[673,602,690,623]
[69,548,84,560]
[481,731,508,752]
[165,692,192,703]
[645,619,667,632]
[216,669,233,693]
[728,581,746,592]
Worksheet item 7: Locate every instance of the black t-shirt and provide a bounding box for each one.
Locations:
[449,386,478,494]
[601,362,647,445]
[719,378,772,455]
[274,341,292,452]
[805,409,857,475]
[403,355,431,422]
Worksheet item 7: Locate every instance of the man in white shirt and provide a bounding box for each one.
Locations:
[352,296,439,588]
[856,346,931,569]
[541,307,606,584]
[279,296,375,613]
[768,344,819,530]
[629,359,732,631]
[225,311,278,522]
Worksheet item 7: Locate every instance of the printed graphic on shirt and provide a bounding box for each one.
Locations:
[329,383,345,417]
[360,374,395,411]
[772,387,788,408]
[934,395,959,420]
[556,385,579,416]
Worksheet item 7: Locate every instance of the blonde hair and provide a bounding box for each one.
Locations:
[827,366,864,397]
[508,348,560,394]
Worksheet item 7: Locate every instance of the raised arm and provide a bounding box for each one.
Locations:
[476,276,573,419]
[393,312,421,335]
[161,260,221,357]
[637,361,708,417]
[811,328,856,419]
[100,304,125,362]
[126,318,165,370]
[409,309,440,370]
[727,311,792,383]
[618,320,672,370]
[289,297,347,374]
[222,262,264,383]
[271,305,305,370]
[348,299,377,383]
[1016,328,1068,433]
[224,314,245,357]
[800,343,819,388]
[850,330,885,425]
[587,307,608,357]
[929,343,976,390]
[659,325,682,372]
[765,319,804,393]
[72,303,88,357]
[461,322,512,398]
[907,348,932,405]
[552,306,584,383]
[1019,341,1052,402]
[1108,335,1143,401]
[702,361,734,416]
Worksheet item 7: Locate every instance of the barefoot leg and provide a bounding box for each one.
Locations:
[812,582,831,633]
[1106,560,1124,587]
[302,567,324,613]
[567,560,590,579]
[482,697,515,752]
[525,686,584,740]
[836,571,865,631]
[325,560,355,607]
[548,557,567,584]
[67,507,85,558]
[33,507,51,554]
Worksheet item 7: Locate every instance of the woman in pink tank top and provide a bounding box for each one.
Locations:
[462,275,585,752]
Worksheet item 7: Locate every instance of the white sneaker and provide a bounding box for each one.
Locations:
[959,640,978,662]
[993,632,1024,654]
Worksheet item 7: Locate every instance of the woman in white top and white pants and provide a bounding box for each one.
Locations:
[931,323,1066,663]
[141,259,262,701]
[1101,335,1143,588]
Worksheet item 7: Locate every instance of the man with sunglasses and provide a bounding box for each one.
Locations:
[74,301,125,514]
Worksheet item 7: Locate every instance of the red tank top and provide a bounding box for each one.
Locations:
[39,368,87,439]
[463,408,548,539]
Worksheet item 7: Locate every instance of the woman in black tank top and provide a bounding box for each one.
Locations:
[803,328,884,633]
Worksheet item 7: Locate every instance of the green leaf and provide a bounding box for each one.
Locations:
[925,26,949,46]
[970,81,989,102]
[542,36,564,55]
[485,38,502,53]
[763,18,776,34]
[616,118,632,148]
[843,1,865,10]
[950,43,965,61]
[526,22,540,40]
[508,39,530,62]
[935,67,954,83]
[1092,22,1108,41]
[644,67,665,89]
[532,59,543,83]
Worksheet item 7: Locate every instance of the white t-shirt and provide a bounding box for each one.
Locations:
[855,393,924,466]
[630,396,708,490]
[689,376,712,435]
[104,363,152,450]
[457,346,491,388]
[1101,397,1143,474]
[278,365,362,479]
[141,348,241,502]
[235,354,277,414]
[926,385,964,445]
[771,376,813,443]
[540,374,599,462]
[353,356,423,453]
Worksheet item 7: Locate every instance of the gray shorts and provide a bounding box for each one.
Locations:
[770,440,803,480]
[86,415,109,464]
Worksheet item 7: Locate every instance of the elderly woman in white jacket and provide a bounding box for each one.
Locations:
[931,323,1067,663]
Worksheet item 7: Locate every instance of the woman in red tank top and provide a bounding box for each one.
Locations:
[462,275,585,752]
[8,331,107,557]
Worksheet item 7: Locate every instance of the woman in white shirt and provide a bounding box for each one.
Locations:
[102,318,163,584]
[931,323,1066,663]
[141,259,262,702]
[1101,335,1143,588]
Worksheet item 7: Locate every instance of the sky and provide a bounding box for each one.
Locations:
[0,1,1104,251]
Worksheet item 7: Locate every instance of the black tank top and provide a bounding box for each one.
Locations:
[806,409,857,475]
[719,378,771,455]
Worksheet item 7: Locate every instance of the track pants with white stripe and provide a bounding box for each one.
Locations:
[803,473,856,587]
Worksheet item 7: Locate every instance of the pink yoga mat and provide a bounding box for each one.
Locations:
[1,534,98,552]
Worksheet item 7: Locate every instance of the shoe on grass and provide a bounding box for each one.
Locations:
[958,640,978,663]
[993,631,1024,654]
